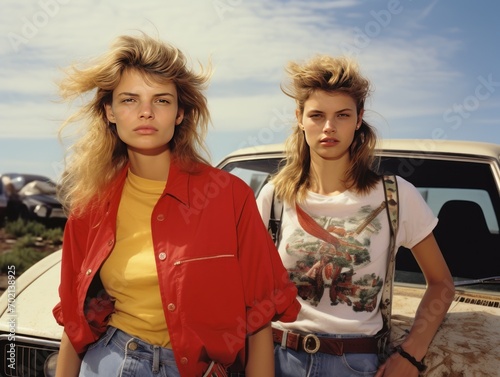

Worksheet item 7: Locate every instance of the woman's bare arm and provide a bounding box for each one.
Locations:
[55,331,82,377]
[245,323,274,377]
[376,233,455,376]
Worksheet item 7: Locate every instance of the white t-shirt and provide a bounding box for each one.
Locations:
[256,176,437,336]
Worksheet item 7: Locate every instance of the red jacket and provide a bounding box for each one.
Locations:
[53,162,300,377]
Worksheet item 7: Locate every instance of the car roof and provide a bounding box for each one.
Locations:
[1,173,55,186]
[1,172,53,181]
[218,139,500,162]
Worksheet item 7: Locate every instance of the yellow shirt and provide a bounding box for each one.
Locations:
[100,169,170,347]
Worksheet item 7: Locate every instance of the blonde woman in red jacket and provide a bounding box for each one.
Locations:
[53,33,300,377]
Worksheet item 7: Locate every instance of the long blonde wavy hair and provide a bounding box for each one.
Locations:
[57,33,211,215]
[272,55,380,204]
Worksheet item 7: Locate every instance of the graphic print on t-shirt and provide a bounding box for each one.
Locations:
[286,202,386,311]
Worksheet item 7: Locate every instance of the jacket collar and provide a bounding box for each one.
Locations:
[162,161,190,207]
[113,160,192,208]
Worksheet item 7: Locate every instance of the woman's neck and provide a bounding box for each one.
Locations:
[309,155,351,196]
[128,149,171,181]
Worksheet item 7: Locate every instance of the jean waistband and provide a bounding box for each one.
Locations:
[103,326,174,373]
[272,328,379,355]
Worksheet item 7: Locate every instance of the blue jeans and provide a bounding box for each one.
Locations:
[274,334,379,377]
[79,326,180,377]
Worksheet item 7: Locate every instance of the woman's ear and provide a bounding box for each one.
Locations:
[105,104,116,124]
[296,109,303,129]
[356,109,364,129]
[175,108,185,125]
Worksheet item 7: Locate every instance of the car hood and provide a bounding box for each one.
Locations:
[391,285,500,376]
[0,250,63,340]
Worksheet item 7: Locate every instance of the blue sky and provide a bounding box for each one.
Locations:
[1,0,499,180]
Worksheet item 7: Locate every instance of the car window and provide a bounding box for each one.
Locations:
[417,187,498,234]
[229,168,270,195]
[379,156,500,291]
[221,158,281,196]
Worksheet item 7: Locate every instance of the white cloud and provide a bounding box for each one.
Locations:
[0,0,491,142]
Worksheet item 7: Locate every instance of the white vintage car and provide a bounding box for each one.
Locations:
[1,139,499,376]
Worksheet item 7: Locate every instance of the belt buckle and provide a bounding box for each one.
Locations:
[302,334,320,354]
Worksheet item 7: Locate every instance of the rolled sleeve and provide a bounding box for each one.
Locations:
[236,186,299,334]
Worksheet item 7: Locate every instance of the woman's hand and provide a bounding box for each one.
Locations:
[375,350,421,377]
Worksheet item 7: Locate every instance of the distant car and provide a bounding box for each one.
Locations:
[1,140,499,376]
[0,173,66,226]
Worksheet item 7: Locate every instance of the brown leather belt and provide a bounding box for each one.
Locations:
[272,328,379,356]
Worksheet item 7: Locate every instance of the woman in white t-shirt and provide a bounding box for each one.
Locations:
[256,55,454,377]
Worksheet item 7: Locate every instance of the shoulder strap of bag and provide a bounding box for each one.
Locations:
[268,189,284,247]
[377,174,400,359]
